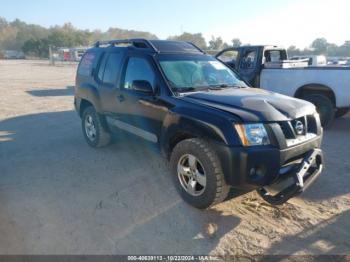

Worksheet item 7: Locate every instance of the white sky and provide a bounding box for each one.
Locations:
[2,0,350,48]
[203,0,350,48]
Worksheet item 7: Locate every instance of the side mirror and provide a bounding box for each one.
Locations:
[132,80,153,94]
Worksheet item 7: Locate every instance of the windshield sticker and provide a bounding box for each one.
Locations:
[209,61,226,70]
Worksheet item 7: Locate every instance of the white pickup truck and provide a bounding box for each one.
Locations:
[216,45,350,126]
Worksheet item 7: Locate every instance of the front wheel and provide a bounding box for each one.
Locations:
[82,106,111,147]
[170,138,229,209]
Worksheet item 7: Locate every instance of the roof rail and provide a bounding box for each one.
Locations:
[94,38,159,53]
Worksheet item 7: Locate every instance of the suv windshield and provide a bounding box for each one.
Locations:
[158,55,247,92]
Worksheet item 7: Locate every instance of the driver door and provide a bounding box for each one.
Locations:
[109,55,165,143]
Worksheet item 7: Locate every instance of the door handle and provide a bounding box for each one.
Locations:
[117,94,125,102]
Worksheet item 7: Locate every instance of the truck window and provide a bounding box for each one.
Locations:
[240,51,256,69]
[264,50,287,62]
[268,51,282,62]
[123,57,155,90]
[217,50,238,63]
[78,52,96,76]
[102,53,123,85]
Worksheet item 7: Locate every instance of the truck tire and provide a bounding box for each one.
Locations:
[303,94,335,128]
[335,107,350,118]
[82,106,111,147]
[170,138,230,209]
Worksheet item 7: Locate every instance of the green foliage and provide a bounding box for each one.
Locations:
[0,17,158,58]
[22,38,49,57]
[208,36,227,50]
[167,32,207,49]
[288,38,350,57]
[2,17,350,58]
[311,38,328,55]
[231,38,241,47]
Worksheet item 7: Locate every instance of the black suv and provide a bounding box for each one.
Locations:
[74,39,324,209]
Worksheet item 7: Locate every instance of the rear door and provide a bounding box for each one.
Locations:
[96,51,125,114]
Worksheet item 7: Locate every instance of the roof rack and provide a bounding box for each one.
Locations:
[94,38,159,53]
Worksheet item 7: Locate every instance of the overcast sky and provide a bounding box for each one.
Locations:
[1,0,349,48]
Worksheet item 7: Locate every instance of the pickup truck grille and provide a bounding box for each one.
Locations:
[277,115,318,147]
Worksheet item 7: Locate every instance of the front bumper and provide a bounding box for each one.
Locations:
[257,148,323,205]
[213,134,323,204]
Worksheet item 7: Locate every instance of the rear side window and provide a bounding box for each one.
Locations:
[78,52,96,76]
[264,50,284,62]
[101,53,123,85]
[97,54,107,81]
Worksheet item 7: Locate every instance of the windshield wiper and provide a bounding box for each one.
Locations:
[173,84,244,93]
[173,86,209,93]
[208,84,243,90]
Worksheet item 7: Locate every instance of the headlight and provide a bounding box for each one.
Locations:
[234,123,270,146]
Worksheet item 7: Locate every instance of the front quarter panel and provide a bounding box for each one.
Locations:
[160,104,241,155]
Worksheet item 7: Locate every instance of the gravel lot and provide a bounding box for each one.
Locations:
[0,60,349,256]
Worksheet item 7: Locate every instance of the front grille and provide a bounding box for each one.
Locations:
[277,114,318,147]
[278,121,295,139]
[306,115,317,133]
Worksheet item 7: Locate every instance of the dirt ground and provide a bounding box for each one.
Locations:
[0,60,349,256]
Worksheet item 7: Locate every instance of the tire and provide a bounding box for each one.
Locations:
[335,107,350,118]
[170,138,230,209]
[81,106,111,147]
[302,94,335,128]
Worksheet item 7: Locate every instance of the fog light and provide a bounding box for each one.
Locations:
[249,168,256,177]
[249,166,266,181]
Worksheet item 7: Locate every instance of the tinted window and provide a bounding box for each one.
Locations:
[78,52,96,76]
[124,57,155,90]
[102,53,123,85]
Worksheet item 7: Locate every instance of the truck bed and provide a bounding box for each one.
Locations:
[260,67,350,107]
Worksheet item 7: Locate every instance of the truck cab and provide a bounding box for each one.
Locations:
[216,45,291,86]
[216,45,350,127]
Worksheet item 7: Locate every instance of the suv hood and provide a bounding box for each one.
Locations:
[179,88,315,122]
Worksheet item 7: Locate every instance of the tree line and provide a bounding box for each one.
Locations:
[0,17,157,57]
[1,17,350,58]
[288,38,350,57]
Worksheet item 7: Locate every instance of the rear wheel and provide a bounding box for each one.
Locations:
[335,107,350,118]
[170,138,229,209]
[302,94,335,128]
[82,106,111,147]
